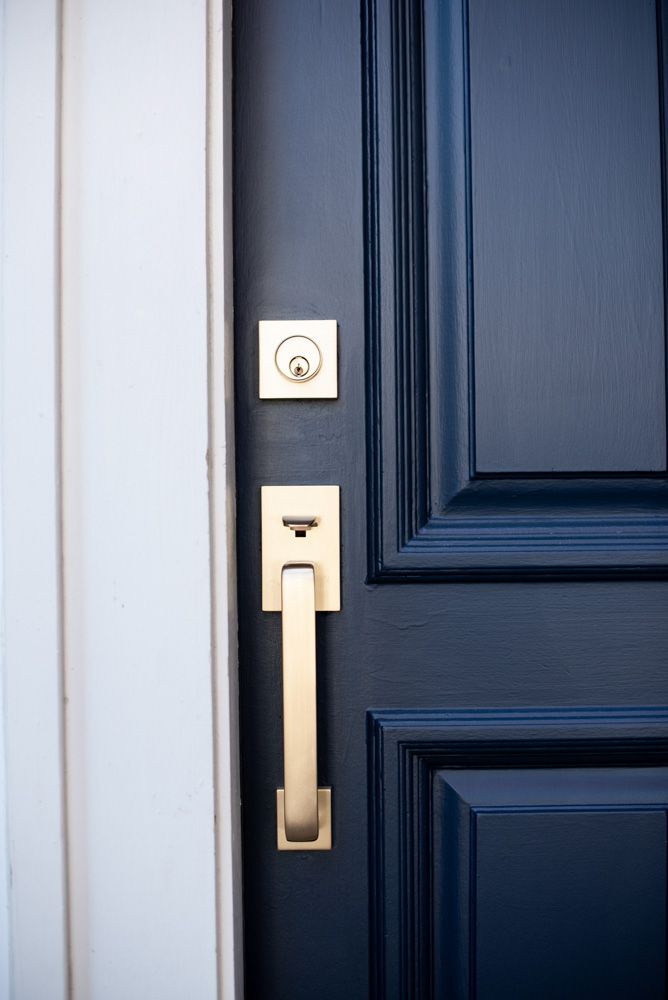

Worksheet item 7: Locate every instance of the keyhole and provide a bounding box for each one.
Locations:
[289,356,310,378]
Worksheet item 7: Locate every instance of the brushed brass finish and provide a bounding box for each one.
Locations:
[261,485,340,611]
[259,320,337,398]
[277,788,332,851]
[280,564,319,842]
[261,486,339,850]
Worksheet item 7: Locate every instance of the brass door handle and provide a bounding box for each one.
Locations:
[261,485,339,851]
[281,564,317,838]
[277,564,331,848]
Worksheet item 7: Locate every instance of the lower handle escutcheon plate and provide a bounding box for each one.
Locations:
[276,788,332,851]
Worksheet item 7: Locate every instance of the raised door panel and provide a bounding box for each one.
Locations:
[368,709,668,997]
[433,770,667,998]
[470,0,666,474]
[364,0,668,579]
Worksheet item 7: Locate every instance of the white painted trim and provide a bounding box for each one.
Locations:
[1,1,70,997]
[1,2,240,994]
[59,0,239,995]
[207,0,243,996]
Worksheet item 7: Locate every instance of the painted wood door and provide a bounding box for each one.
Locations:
[234,1,668,996]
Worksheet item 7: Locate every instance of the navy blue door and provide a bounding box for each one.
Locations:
[234,1,668,996]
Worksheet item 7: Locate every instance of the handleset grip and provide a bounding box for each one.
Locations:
[276,564,332,850]
[280,565,319,841]
[261,485,339,851]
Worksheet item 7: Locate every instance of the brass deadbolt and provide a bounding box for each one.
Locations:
[259,320,337,399]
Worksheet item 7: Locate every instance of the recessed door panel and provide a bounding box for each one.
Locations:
[366,0,668,579]
[470,0,666,474]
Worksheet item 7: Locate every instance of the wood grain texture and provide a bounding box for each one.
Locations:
[470,0,666,474]
[472,811,664,998]
[234,1,668,996]
[436,770,666,999]
[235,0,369,994]
[364,0,668,581]
[369,709,668,998]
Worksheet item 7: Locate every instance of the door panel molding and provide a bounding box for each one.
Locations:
[363,0,668,582]
[368,707,668,998]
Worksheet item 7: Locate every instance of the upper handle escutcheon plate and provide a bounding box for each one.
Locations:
[261,485,340,611]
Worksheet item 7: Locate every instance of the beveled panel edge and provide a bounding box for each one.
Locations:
[366,706,668,999]
[362,0,668,583]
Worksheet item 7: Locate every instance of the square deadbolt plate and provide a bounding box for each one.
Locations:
[261,485,340,611]
[259,320,338,398]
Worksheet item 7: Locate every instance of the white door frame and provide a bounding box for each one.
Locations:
[1,1,241,996]
[1,3,68,995]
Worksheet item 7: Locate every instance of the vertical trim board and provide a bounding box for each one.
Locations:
[60,2,220,996]
[1,1,241,996]
[207,0,243,995]
[1,1,69,997]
